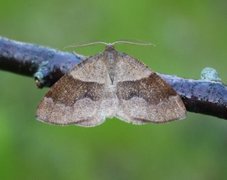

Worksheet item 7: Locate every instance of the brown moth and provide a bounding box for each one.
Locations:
[36,44,186,127]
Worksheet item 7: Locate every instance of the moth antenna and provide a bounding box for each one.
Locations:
[111,40,156,47]
[63,40,155,50]
[64,41,111,49]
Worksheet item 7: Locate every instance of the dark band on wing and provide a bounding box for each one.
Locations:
[116,73,177,104]
[45,74,104,106]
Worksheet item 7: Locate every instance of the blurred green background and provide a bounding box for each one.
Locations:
[0,0,227,179]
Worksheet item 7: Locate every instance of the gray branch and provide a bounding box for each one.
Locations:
[0,36,226,119]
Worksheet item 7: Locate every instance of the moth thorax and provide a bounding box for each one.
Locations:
[106,54,117,84]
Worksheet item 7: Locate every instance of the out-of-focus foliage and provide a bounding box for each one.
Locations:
[0,0,227,179]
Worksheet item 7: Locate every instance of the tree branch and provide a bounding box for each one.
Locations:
[0,36,226,120]
[0,36,85,87]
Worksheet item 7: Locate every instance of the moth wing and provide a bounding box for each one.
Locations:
[36,54,108,127]
[115,54,186,124]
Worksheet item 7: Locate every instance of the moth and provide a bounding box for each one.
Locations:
[36,43,186,127]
